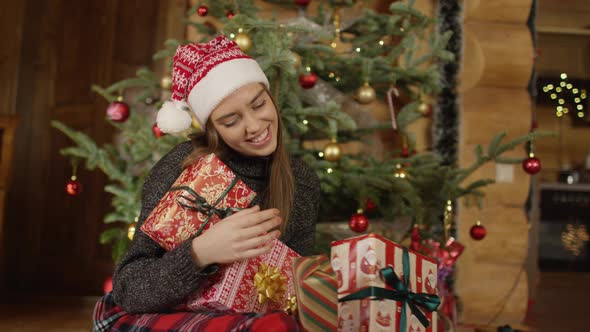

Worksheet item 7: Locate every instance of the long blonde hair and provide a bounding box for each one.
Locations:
[182,87,294,232]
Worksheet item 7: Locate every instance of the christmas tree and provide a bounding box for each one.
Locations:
[52,0,549,262]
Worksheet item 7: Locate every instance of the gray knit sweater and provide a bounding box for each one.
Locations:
[112,141,320,314]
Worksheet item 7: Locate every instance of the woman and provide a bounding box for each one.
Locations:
[93,36,320,332]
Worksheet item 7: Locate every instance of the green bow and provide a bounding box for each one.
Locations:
[169,176,242,236]
[339,248,440,331]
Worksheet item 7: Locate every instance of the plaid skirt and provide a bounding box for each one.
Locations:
[93,293,302,332]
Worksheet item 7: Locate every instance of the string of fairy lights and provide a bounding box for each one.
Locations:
[542,73,587,119]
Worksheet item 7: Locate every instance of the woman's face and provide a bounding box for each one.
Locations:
[210,83,278,157]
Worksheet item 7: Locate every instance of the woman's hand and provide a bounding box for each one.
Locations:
[190,205,282,267]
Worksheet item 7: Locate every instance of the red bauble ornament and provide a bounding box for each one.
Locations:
[410,224,421,251]
[470,221,486,241]
[349,212,369,233]
[299,72,317,89]
[226,10,235,19]
[65,178,82,196]
[295,0,311,6]
[522,156,541,175]
[106,101,130,122]
[401,147,409,158]
[152,123,165,138]
[103,275,113,294]
[197,5,209,16]
[365,198,377,213]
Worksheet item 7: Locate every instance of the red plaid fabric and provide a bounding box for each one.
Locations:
[93,292,302,332]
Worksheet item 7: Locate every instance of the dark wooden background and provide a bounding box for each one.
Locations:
[1,0,187,296]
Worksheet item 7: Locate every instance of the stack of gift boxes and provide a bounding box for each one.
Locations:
[138,152,443,331]
[140,153,300,313]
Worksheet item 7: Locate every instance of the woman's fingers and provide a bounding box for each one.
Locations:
[239,229,280,251]
[239,239,275,260]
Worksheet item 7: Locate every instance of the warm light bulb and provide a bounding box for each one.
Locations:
[327,168,333,173]
[561,73,568,79]
[302,119,308,125]
[577,105,584,110]
[318,152,324,157]
[578,112,584,118]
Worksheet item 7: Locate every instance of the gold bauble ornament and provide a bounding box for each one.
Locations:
[160,75,172,90]
[127,222,137,241]
[235,32,253,52]
[393,164,409,179]
[356,82,376,104]
[323,140,342,162]
[290,51,301,69]
[418,101,429,113]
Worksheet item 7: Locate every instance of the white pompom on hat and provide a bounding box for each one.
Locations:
[157,35,269,133]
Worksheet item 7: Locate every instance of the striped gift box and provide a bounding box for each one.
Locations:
[293,255,338,332]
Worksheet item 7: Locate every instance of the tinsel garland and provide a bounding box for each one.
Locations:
[433,0,462,167]
[433,0,463,321]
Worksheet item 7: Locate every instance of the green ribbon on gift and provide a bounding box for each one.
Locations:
[169,176,242,236]
[339,248,440,331]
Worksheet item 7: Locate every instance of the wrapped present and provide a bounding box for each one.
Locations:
[420,237,464,329]
[141,153,256,251]
[331,233,440,332]
[185,238,300,313]
[292,255,338,332]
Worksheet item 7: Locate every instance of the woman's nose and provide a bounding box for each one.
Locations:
[244,113,261,134]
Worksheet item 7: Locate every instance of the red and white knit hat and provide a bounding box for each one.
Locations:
[157,35,269,133]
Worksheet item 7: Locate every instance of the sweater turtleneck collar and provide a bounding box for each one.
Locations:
[218,148,271,181]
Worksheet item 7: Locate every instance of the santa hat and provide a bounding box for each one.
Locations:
[157,35,269,133]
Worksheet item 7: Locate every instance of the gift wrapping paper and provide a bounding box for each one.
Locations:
[141,153,256,251]
[185,238,300,313]
[331,233,438,332]
[292,255,338,332]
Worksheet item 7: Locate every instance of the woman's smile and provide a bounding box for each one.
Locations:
[247,127,271,145]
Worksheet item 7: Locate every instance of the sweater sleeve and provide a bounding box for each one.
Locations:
[112,142,217,313]
[284,158,321,256]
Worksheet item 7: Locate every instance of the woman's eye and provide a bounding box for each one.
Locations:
[223,121,236,128]
[253,100,266,109]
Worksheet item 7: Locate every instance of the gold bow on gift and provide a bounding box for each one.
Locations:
[253,263,288,304]
[284,294,297,316]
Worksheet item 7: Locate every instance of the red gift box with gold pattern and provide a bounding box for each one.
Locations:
[331,233,438,332]
[185,238,300,313]
[141,153,256,251]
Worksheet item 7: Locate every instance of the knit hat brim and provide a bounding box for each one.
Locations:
[187,58,269,128]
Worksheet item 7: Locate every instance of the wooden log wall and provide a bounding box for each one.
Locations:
[457,0,534,325]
